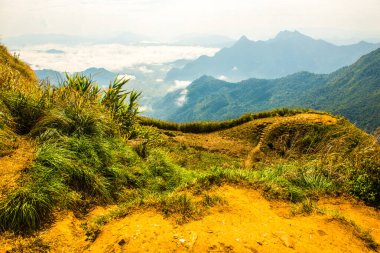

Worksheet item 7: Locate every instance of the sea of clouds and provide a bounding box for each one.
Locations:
[11,43,219,72]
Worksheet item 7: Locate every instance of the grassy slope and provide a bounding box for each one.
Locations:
[0,45,380,252]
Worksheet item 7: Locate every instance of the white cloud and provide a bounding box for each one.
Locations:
[140,105,153,113]
[232,66,238,71]
[167,80,191,92]
[176,89,188,106]
[12,44,219,72]
[117,74,136,81]
[138,66,154,73]
[155,78,163,82]
[218,75,228,81]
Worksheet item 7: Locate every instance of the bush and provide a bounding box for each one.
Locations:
[0,92,45,134]
[349,152,380,206]
[0,185,58,232]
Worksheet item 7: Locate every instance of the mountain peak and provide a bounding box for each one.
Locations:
[232,35,251,47]
[195,75,217,82]
[274,30,311,41]
[238,35,250,42]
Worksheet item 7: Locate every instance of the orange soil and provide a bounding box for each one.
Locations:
[4,185,376,253]
[0,137,35,199]
[84,186,375,253]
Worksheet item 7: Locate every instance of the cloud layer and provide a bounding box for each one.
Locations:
[12,44,219,72]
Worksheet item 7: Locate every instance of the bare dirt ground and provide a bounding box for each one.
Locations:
[0,137,35,199]
[1,185,377,253]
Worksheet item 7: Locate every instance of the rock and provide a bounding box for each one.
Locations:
[273,231,295,249]
[118,238,129,246]
[317,230,327,236]
[185,231,198,249]
[245,246,259,253]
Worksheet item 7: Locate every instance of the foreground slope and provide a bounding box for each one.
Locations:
[2,110,380,252]
[157,47,380,132]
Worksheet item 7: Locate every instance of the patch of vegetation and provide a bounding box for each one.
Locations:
[0,52,142,232]
[5,236,50,253]
[139,108,319,133]
[160,140,241,171]
[328,211,379,251]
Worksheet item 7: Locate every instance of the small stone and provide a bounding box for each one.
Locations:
[179,238,186,243]
[273,231,295,248]
[280,235,295,248]
[118,239,126,246]
[186,231,198,249]
[317,230,327,236]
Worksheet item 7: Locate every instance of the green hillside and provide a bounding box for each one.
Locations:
[159,48,380,132]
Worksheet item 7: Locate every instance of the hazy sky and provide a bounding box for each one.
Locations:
[1,0,380,44]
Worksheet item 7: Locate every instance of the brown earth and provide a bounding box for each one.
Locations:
[0,137,35,199]
[2,185,378,253]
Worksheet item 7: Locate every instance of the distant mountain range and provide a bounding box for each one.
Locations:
[153,48,380,132]
[166,30,380,82]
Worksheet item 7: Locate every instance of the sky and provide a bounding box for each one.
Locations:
[1,0,380,44]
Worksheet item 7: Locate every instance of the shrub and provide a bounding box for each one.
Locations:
[0,92,45,134]
[349,150,380,206]
[0,185,58,232]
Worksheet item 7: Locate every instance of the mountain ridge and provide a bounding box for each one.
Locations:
[155,47,380,132]
[165,30,380,81]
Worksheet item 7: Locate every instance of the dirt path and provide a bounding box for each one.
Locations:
[78,186,377,253]
[0,137,35,199]
[2,185,378,252]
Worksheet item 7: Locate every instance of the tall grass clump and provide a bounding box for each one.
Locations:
[0,64,145,232]
[0,182,63,231]
[138,149,193,193]
[102,76,141,132]
[0,92,45,134]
